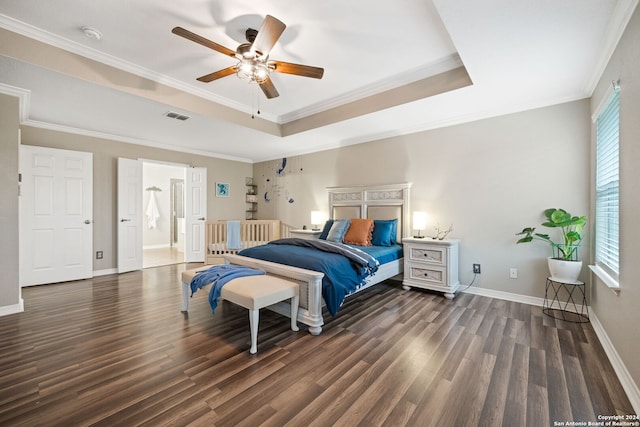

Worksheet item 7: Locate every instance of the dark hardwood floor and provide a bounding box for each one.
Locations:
[0,263,634,426]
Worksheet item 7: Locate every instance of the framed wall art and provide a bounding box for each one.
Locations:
[215,182,230,197]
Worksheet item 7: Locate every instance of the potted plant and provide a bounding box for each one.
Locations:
[516,208,587,282]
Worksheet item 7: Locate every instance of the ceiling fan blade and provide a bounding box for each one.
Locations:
[196,66,237,83]
[259,76,280,99]
[270,61,324,79]
[172,26,236,58]
[251,15,286,57]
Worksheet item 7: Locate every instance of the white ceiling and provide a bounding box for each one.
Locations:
[0,0,636,162]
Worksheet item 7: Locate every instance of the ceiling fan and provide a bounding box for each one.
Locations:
[172,15,324,99]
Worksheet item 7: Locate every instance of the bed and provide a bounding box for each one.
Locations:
[223,182,412,335]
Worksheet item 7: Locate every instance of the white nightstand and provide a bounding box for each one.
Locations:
[290,229,322,240]
[402,237,460,299]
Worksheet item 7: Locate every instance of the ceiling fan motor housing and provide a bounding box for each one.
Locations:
[245,28,258,43]
[236,43,254,59]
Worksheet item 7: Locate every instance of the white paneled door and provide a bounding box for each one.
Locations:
[117,158,143,273]
[19,146,93,286]
[185,167,207,263]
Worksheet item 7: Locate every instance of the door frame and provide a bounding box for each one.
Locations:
[135,159,207,267]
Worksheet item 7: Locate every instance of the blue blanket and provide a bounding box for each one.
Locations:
[190,265,265,314]
[239,238,380,316]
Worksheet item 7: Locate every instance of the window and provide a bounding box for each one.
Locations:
[594,88,620,281]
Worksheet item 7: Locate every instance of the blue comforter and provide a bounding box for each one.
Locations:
[238,238,380,316]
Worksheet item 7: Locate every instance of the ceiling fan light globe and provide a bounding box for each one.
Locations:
[254,65,269,81]
[236,60,269,84]
[236,63,252,81]
[238,61,252,73]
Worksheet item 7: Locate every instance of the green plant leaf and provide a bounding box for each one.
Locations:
[550,209,570,224]
[517,208,586,261]
[516,227,535,235]
[566,231,581,242]
[543,208,556,220]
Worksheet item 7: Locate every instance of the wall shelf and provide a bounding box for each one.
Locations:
[245,177,257,220]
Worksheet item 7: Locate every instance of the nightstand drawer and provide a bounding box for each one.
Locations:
[408,265,447,285]
[409,246,446,265]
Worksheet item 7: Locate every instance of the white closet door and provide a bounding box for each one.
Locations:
[185,167,207,263]
[117,157,143,273]
[19,145,93,286]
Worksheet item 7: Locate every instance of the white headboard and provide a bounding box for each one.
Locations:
[327,183,412,243]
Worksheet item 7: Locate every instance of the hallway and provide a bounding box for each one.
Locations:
[143,246,184,268]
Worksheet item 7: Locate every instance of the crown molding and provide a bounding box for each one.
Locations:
[0,83,31,121]
[257,91,587,163]
[22,119,253,163]
[278,54,463,124]
[0,14,467,128]
[0,79,245,160]
[583,0,639,95]
[0,14,279,123]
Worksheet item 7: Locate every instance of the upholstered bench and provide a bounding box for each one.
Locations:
[181,267,300,354]
[181,265,211,312]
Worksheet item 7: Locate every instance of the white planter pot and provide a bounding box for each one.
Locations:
[548,257,583,283]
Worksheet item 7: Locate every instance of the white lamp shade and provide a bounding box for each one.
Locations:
[413,211,428,230]
[311,211,326,225]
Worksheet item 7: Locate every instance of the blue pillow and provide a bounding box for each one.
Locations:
[371,219,398,246]
[326,219,351,242]
[318,219,334,240]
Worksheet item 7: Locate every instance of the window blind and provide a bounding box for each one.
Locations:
[595,89,620,277]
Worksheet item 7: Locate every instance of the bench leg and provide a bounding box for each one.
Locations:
[249,309,259,354]
[181,282,190,312]
[290,295,300,332]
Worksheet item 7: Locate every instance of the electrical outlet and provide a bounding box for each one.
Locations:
[96,251,103,260]
[510,268,518,279]
[473,264,481,274]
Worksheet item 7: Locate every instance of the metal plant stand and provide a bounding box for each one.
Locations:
[543,277,589,323]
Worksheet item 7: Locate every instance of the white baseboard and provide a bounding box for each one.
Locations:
[460,285,545,307]
[589,312,640,415]
[0,299,24,317]
[93,268,118,277]
[460,286,640,414]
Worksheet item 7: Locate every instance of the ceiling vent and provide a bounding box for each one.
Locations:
[164,111,190,121]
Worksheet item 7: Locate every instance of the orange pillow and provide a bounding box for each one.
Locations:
[343,218,374,246]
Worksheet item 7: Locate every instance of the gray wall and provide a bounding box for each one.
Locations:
[254,99,591,299]
[20,126,252,272]
[0,94,21,311]
[589,4,640,393]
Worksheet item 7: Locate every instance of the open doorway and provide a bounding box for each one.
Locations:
[142,162,186,268]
